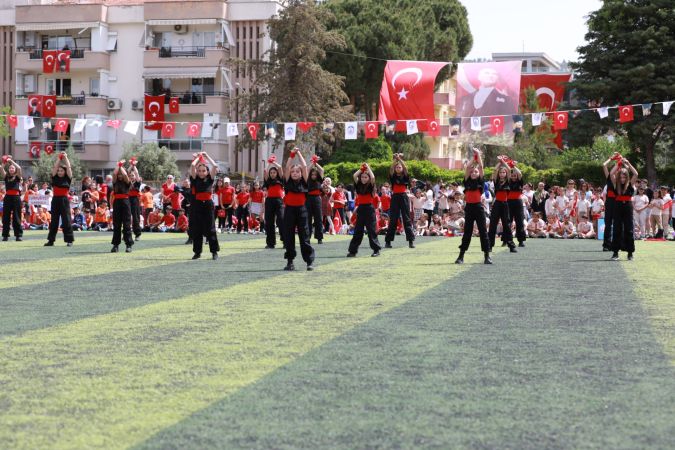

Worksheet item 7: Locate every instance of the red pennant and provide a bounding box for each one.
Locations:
[29,142,42,158]
[27,95,42,116]
[246,122,260,140]
[187,122,202,138]
[106,120,121,129]
[169,97,180,114]
[365,121,379,139]
[56,50,71,72]
[426,118,441,137]
[144,94,165,130]
[43,50,57,73]
[44,142,55,155]
[7,115,18,129]
[619,105,634,123]
[161,122,176,138]
[553,111,568,130]
[297,122,316,133]
[53,118,69,133]
[490,116,505,135]
[42,95,57,118]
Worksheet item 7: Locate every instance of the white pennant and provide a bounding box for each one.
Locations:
[663,101,674,115]
[73,118,87,134]
[597,107,609,119]
[88,118,103,127]
[23,116,35,130]
[641,104,652,116]
[406,120,418,135]
[284,123,297,141]
[344,121,358,140]
[226,123,239,137]
[470,117,481,131]
[124,121,140,136]
[531,113,544,127]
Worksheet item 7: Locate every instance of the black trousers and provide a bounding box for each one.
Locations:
[460,203,490,252]
[47,196,74,243]
[129,197,142,237]
[306,195,323,241]
[488,200,514,248]
[236,206,249,232]
[265,197,284,247]
[224,205,235,229]
[612,201,635,253]
[349,204,381,254]
[603,197,615,248]
[112,199,133,247]
[283,204,314,264]
[190,199,220,255]
[2,195,22,238]
[508,199,527,243]
[386,193,415,242]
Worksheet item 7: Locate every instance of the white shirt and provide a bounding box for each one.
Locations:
[591,198,604,214]
[649,199,664,216]
[527,219,545,231]
[633,194,649,211]
[423,190,434,210]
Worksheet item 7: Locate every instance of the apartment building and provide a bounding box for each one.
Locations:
[9,0,279,177]
[0,0,14,157]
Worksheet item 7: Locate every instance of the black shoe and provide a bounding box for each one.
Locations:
[66,242,73,247]
[385,241,393,249]
[611,252,619,261]
[510,247,518,253]
[212,252,218,260]
[1,237,7,242]
[125,246,132,253]
[307,264,314,271]
[284,262,295,271]
[371,250,380,257]
[347,253,356,257]
[627,252,634,261]
[265,245,275,249]
[135,235,141,242]
[185,239,193,245]
[111,245,119,253]
[192,253,201,260]
[15,237,22,242]
[408,241,415,249]
[317,239,323,245]
[518,242,525,248]
[455,250,465,264]
[484,254,493,264]
[602,246,610,252]
[44,241,54,247]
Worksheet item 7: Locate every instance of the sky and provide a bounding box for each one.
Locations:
[461,0,602,62]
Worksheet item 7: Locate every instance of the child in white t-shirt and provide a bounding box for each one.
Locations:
[527,212,547,238]
[577,215,596,239]
[648,190,664,238]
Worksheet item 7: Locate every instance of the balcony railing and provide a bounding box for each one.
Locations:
[16,93,105,105]
[28,48,87,59]
[145,91,229,104]
[158,46,223,58]
[158,139,204,152]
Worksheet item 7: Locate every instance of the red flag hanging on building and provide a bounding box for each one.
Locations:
[56,50,71,72]
[42,95,57,118]
[426,118,441,137]
[7,115,18,129]
[161,122,176,138]
[144,94,165,130]
[169,97,180,114]
[53,118,69,133]
[187,122,202,138]
[27,95,42,116]
[106,119,121,129]
[246,122,260,140]
[44,142,55,155]
[365,121,379,139]
[43,50,57,73]
[297,122,316,133]
[619,105,634,123]
[553,111,568,130]
[378,60,448,131]
[490,116,504,135]
[29,142,42,158]
[520,74,572,149]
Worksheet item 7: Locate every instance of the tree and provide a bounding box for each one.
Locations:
[0,105,12,141]
[388,134,430,161]
[328,136,392,163]
[31,144,86,182]
[321,0,472,118]
[121,141,179,181]
[571,0,675,183]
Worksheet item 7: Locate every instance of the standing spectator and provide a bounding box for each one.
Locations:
[648,190,664,238]
[632,186,649,239]
[161,174,175,214]
[235,183,251,234]
[217,177,236,232]
[141,186,154,224]
[659,186,671,236]
[422,183,435,220]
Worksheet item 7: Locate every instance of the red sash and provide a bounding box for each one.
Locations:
[195,192,212,201]
[5,189,20,196]
[53,186,70,197]
[507,191,522,200]
[495,191,508,202]
[356,193,373,206]
[392,184,407,194]
[616,195,632,202]
[308,189,322,196]
[284,191,306,207]
[465,190,482,204]
[267,184,284,198]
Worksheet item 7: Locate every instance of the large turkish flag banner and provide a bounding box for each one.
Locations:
[43,50,57,73]
[42,95,57,118]
[519,74,571,111]
[144,94,165,130]
[378,60,448,131]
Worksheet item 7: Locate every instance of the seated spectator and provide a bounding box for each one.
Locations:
[527,212,547,238]
[415,213,429,236]
[547,215,563,239]
[159,205,176,232]
[577,215,596,239]
[83,210,94,230]
[72,207,86,231]
[29,206,51,230]
[377,213,389,235]
[176,209,189,233]
[93,201,109,231]
[428,214,446,236]
[145,206,163,232]
[562,217,577,239]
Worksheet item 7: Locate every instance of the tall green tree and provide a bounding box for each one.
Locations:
[31,144,86,182]
[0,106,12,141]
[507,87,558,169]
[122,141,179,181]
[571,0,675,183]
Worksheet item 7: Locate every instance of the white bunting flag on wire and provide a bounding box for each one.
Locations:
[73,119,87,134]
[470,117,481,131]
[23,116,35,130]
[531,113,545,127]
[88,118,103,127]
[284,123,297,141]
[406,119,418,135]
[663,101,674,115]
[597,107,609,119]
[226,123,239,137]
[124,121,140,136]
[344,121,358,140]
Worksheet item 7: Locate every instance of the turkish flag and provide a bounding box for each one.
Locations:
[519,74,571,111]
[187,122,202,138]
[426,118,441,137]
[56,50,71,72]
[619,105,634,123]
[490,116,504,135]
[42,95,57,118]
[144,94,165,130]
[161,122,176,138]
[169,97,180,114]
[553,111,568,130]
[28,95,43,116]
[53,118,69,133]
[7,115,18,129]
[365,121,379,139]
[29,142,42,158]
[297,122,316,133]
[106,119,121,129]
[246,122,260,140]
[378,60,448,131]
[44,142,55,155]
[43,50,57,73]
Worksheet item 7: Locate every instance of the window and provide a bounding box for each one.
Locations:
[46,78,72,96]
[90,78,100,96]
[46,35,75,50]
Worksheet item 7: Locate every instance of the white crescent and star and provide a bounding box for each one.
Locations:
[391,67,422,101]
[29,97,40,108]
[57,52,69,61]
[535,87,556,108]
[430,121,438,130]
[367,123,376,132]
[556,113,566,123]
[45,54,54,64]
[148,101,161,118]
[493,119,501,127]
[622,107,631,116]
[248,125,257,135]
[189,124,199,134]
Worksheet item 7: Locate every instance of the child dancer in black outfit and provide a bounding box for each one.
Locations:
[127,157,143,242]
[189,152,220,260]
[263,156,285,249]
[610,157,638,261]
[507,161,526,248]
[45,152,74,247]
[306,156,325,244]
[384,153,415,248]
[0,156,23,242]
[488,158,517,253]
[348,163,382,257]
[282,149,315,271]
[111,160,134,253]
[456,149,492,264]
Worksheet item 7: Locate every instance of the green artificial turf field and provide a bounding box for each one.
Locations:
[0,231,673,449]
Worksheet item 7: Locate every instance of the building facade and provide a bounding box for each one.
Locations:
[0,0,15,157]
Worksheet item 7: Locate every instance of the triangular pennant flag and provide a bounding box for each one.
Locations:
[641,104,652,116]
[365,121,379,139]
[73,118,87,134]
[246,123,260,140]
[531,112,544,126]
[489,116,504,135]
[662,101,673,115]
[284,123,297,141]
[54,118,69,133]
[297,122,316,133]
[323,122,335,133]
[227,123,239,137]
[553,112,568,130]
[88,118,103,127]
[124,121,140,135]
[426,118,441,137]
[406,119,419,135]
[106,119,121,129]
[385,120,396,137]
[344,121,358,140]
[266,122,277,138]
[597,107,609,119]
[43,120,52,130]
[7,115,18,129]
[470,116,482,131]
[186,122,202,138]
[161,122,175,138]
[618,105,634,123]
[449,118,461,138]
[23,116,35,130]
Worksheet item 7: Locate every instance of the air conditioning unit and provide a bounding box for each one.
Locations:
[107,98,122,111]
[131,99,144,111]
[174,24,188,34]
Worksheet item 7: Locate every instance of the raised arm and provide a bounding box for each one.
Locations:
[200,152,218,179]
[623,158,639,185]
[113,161,129,183]
[128,161,140,181]
[295,151,308,182]
[313,162,324,178]
[465,148,484,179]
[0,158,7,178]
[58,153,73,179]
[190,153,200,178]
[391,153,408,176]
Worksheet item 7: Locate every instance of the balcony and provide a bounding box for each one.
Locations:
[147,91,229,115]
[143,1,226,21]
[15,49,110,72]
[158,139,204,152]
[27,48,87,60]
[15,94,110,116]
[16,4,106,25]
[144,47,229,68]
[15,142,110,162]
